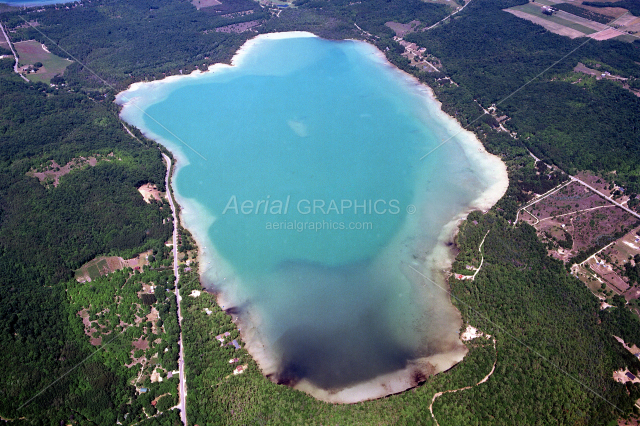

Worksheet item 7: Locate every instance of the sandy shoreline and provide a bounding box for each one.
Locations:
[116,31,509,404]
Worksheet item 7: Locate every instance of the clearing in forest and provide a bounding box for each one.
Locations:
[75,250,153,282]
[506,1,639,42]
[191,0,222,9]
[14,40,72,83]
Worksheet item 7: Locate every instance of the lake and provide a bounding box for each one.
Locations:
[117,32,508,403]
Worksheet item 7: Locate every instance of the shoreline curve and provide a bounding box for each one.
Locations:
[115,31,509,404]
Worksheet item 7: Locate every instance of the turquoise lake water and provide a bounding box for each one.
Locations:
[1,0,74,6]
[117,33,506,400]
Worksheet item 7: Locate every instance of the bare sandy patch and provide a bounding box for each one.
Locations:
[460,325,490,341]
[589,27,625,40]
[132,336,149,351]
[138,183,163,203]
[27,156,108,187]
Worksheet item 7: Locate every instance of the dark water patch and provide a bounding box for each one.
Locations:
[257,259,430,389]
[272,320,414,389]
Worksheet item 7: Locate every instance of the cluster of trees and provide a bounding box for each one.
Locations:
[260,0,451,42]
[624,253,640,285]
[294,0,450,36]
[446,212,640,424]
[402,0,640,196]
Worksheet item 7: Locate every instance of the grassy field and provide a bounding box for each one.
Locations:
[615,33,640,42]
[0,37,10,52]
[14,39,72,83]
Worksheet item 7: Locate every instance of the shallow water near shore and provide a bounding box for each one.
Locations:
[117,32,507,402]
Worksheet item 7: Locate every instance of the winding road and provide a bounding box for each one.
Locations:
[163,153,188,425]
[429,337,497,426]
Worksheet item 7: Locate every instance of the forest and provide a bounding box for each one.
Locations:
[0,55,176,423]
[2,0,640,423]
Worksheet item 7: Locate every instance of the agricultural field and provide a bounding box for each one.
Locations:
[505,0,639,42]
[14,39,72,83]
[191,0,222,9]
[0,36,9,53]
[505,2,600,37]
[572,0,628,19]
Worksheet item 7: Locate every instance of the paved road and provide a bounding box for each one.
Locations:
[163,153,188,426]
[0,22,28,82]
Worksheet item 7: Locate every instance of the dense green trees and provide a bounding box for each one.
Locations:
[0,55,173,423]
[3,0,265,88]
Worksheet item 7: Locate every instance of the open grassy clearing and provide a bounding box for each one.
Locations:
[75,251,152,283]
[506,3,599,35]
[14,39,72,83]
[191,0,222,9]
[0,37,9,52]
